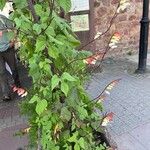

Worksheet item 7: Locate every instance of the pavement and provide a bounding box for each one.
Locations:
[1,54,150,150]
[0,64,30,150]
[86,53,150,150]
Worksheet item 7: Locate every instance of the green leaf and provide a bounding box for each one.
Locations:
[57,0,71,13]
[48,45,59,59]
[51,75,60,91]
[67,34,81,47]
[78,137,85,149]
[68,131,78,142]
[44,63,51,74]
[47,34,63,45]
[45,26,56,37]
[36,99,48,115]
[35,35,46,52]
[33,24,42,34]
[34,4,43,16]
[61,81,69,96]
[0,0,6,10]
[74,143,80,150]
[29,95,40,104]
[62,72,76,82]
[13,0,28,9]
[39,61,44,69]
[14,18,22,28]
[60,107,71,121]
[77,106,88,120]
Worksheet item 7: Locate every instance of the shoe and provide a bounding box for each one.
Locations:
[3,95,11,101]
[12,84,18,92]
[12,85,27,98]
[16,87,28,97]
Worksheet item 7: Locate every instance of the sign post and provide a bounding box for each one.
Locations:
[136,0,150,73]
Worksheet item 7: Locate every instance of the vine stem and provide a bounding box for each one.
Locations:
[40,0,55,35]
[63,2,120,72]
[81,78,121,107]
[28,0,39,23]
[78,2,120,50]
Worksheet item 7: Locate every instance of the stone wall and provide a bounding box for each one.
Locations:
[93,0,145,57]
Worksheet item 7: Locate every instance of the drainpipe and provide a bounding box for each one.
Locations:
[136,0,150,73]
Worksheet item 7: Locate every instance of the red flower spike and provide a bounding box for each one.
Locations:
[83,57,97,65]
[97,95,106,103]
[101,112,114,127]
[83,53,103,65]
[113,32,121,38]
[106,112,114,121]
[105,79,121,94]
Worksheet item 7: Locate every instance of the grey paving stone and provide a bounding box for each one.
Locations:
[0,124,28,150]
[114,133,148,150]
[129,122,150,150]
[87,57,150,149]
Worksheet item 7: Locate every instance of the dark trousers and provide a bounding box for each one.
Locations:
[0,48,20,96]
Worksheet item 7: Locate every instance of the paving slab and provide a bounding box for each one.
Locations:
[86,56,150,149]
[113,133,147,150]
[0,64,30,149]
[0,124,28,150]
[129,122,150,149]
[127,53,150,66]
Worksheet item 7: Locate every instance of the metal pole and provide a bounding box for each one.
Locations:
[136,0,150,73]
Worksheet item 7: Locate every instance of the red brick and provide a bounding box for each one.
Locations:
[129,15,137,21]
[97,7,108,17]
[93,1,145,56]
[111,0,119,5]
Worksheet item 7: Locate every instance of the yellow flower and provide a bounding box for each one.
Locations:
[101,112,114,127]
[117,0,130,13]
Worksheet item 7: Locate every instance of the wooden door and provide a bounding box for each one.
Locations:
[69,0,95,50]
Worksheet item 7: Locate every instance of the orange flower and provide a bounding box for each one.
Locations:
[109,32,121,49]
[101,112,114,127]
[106,79,121,91]
[83,57,97,65]
[113,32,121,39]
[97,95,106,103]
[83,53,103,65]
[21,127,31,134]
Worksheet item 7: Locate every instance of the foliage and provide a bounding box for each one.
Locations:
[0,0,129,149]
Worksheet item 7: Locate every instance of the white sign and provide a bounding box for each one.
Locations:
[71,14,89,32]
[71,0,89,12]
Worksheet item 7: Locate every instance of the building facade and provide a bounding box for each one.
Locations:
[71,0,146,57]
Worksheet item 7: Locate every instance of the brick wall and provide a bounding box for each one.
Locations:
[93,0,145,57]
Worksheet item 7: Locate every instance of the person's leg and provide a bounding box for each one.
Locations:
[3,48,21,87]
[0,53,10,98]
[3,48,27,98]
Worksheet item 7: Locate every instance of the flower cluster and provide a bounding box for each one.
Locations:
[117,0,130,13]
[97,79,121,103]
[21,127,31,134]
[105,79,121,95]
[97,95,106,103]
[101,112,114,127]
[83,53,103,65]
[109,32,121,49]
[94,32,102,39]
[96,80,121,127]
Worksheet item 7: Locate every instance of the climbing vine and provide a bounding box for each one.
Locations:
[0,0,130,149]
